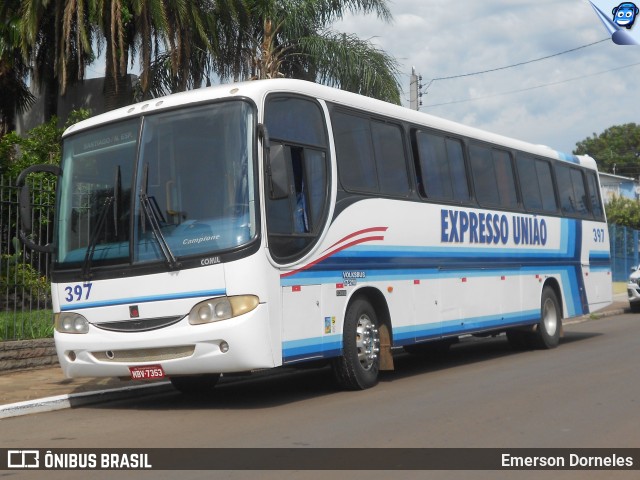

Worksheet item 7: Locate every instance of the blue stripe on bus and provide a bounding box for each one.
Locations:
[393,309,540,344]
[282,218,579,282]
[282,310,542,363]
[60,289,226,311]
[283,335,342,363]
[557,151,581,164]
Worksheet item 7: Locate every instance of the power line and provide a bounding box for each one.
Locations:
[423,38,609,93]
[425,61,640,108]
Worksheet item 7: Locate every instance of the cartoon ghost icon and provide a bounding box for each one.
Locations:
[613,2,639,29]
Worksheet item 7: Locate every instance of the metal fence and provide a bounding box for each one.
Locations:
[1,174,639,340]
[609,224,639,282]
[1,175,54,341]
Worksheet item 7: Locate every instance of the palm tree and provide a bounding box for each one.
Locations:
[142,0,249,99]
[19,0,96,119]
[93,0,135,111]
[15,0,244,112]
[0,0,35,134]
[13,0,400,118]
[232,0,401,104]
[96,0,243,109]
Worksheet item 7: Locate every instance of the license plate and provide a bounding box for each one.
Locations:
[129,364,165,380]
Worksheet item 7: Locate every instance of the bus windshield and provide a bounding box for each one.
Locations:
[56,101,256,269]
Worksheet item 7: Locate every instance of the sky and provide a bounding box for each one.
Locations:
[333,0,640,155]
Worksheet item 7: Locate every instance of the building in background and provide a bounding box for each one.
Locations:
[16,75,138,135]
[599,172,639,203]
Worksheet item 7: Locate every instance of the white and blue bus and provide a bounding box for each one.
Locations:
[18,79,612,392]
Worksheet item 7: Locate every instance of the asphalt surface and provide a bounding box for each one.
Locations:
[0,293,630,419]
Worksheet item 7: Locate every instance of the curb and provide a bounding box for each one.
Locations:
[0,381,173,419]
[573,307,627,323]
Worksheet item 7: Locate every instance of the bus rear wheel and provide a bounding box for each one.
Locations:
[532,287,562,349]
[170,373,221,395]
[333,297,381,390]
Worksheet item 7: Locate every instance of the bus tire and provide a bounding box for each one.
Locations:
[333,297,381,390]
[532,287,562,349]
[170,373,220,395]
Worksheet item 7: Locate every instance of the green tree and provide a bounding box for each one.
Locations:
[19,0,96,121]
[0,109,89,177]
[0,110,89,289]
[140,0,248,98]
[605,195,640,229]
[95,0,247,109]
[16,0,219,112]
[0,0,35,134]
[574,123,640,178]
[11,0,401,117]
[228,0,401,104]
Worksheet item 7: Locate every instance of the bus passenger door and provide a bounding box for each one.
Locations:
[263,94,332,364]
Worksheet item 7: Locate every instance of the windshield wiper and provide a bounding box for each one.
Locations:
[82,196,114,279]
[140,163,180,270]
[82,165,126,279]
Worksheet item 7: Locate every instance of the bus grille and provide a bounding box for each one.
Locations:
[94,316,184,332]
[90,345,195,363]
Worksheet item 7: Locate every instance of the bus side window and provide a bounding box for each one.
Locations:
[414,131,450,199]
[517,154,543,210]
[469,144,500,206]
[371,121,409,196]
[414,130,470,202]
[516,154,558,213]
[535,159,558,212]
[585,171,604,220]
[332,112,378,192]
[333,111,408,197]
[492,149,518,208]
[556,164,589,217]
[446,138,470,202]
[291,147,310,233]
[470,144,518,208]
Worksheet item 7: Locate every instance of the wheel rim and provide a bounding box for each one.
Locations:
[542,297,558,337]
[356,314,380,371]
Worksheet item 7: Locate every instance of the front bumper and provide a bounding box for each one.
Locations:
[55,303,275,378]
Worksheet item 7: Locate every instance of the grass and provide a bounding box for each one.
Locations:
[0,309,54,341]
[613,282,627,295]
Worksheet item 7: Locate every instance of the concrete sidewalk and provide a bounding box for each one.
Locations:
[0,294,631,419]
[0,364,172,419]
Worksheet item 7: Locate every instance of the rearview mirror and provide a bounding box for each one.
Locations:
[16,164,61,253]
[267,144,291,200]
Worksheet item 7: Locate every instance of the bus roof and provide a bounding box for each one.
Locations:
[64,78,595,169]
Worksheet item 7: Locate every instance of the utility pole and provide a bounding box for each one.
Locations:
[409,67,423,111]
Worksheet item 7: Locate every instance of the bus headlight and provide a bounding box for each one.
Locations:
[188,295,259,325]
[55,313,89,334]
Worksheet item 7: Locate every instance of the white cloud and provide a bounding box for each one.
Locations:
[333,0,640,155]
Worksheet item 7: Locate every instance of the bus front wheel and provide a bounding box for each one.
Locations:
[333,297,381,390]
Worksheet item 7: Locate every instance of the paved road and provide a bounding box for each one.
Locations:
[2,313,639,479]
